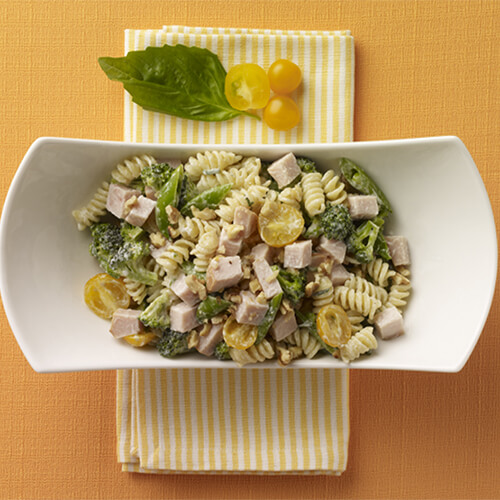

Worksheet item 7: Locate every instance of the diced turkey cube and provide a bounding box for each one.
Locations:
[270,310,297,342]
[253,258,282,299]
[235,291,269,325]
[206,256,244,293]
[233,206,258,238]
[171,274,201,306]
[106,183,141,219]
[317,236,347,264]
[125,195,156,227]
[218,225,245,256]
[170,302,200,333]
[347,195,379,220]
[251,243,275,264]
[109,309,144,339]
[374,306,404,340]
[196,323,224,357]
[386,236,411,267]
[267,153,301,189]
[330,264,351,286]
[284,240,312,269]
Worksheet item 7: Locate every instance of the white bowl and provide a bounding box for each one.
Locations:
[0,136,496,372]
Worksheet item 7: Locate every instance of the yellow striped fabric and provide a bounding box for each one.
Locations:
[117,25,354,474]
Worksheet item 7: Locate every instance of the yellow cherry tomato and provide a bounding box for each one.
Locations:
[258,200,304,248]
[268,59,302,94]
[225,63,271,111]
[124,332,158,347]
[223,315,258,350]
[84,273,130,319]
[263,95,301,131]
[316,304,352,348]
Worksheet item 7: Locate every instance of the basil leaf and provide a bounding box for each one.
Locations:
[98,44,256,122]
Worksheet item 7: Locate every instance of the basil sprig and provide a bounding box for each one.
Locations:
[98,44,257,122]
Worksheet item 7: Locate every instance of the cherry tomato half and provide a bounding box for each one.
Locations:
[124,332,157,347]
[84,273,130,319]
[223,315,258,350]
[263,95,301,131]
[258,200,304,248]
[316,304,352,348]
[225,63,271,111]
[268,59,302,95]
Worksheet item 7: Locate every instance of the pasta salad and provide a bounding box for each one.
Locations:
[72,151,411,366]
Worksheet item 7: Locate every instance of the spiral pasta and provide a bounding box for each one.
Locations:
[191,229,219,272]
[153,239,195,277]
[346,309,365,333]
[72,181,110,230]
[285,328,322,359]
[321,170,347,205]
[340,326,378,363]
[196,156,261,191]
[361,258,396,288]
[184,150,242,182]
[229,339,275,366]
[111,154,157,185]
[386,271,411,311]
[278,184,303,210]
[176,216,221,242]
[301,172,326,217]
[344,276,388,303]
[215,185,268,223]
[333,286,382,320]
[123,256,163,304]
[312,275,334,313]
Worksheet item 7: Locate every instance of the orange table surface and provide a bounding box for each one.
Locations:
[1,1,499,498]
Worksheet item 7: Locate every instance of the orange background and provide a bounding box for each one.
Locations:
[1,1,499,498]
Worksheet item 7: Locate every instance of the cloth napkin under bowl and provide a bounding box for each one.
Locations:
[117,25,354,474]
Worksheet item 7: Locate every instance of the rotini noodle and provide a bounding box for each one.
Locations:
[191,229,219,272]
[321,170,347,205]
[361,258,396,288]
[72,181,110,230]
[301,172,326,216]
[196,156,261,191]
[229,339,275,366]
[312,275,334,313]
[333,286,382,320]
[344,276,388,303]
[184,150,242,182]
[386,272,411,311]
[154,239,195,277]
[278,184,303,209]
[340,326,378,363]
[111,154,157,185]
[285,328,322,359]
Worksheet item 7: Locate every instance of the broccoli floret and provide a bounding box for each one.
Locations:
[303,216,323,238]
[139,292,172,330]
[346,220,380,263]
[320,204,355,241]
[296,156,318,174]
[140,162,173,192]
[273,266,306,306]
[214,341,231,361]
[90,222,158,285]
[157,329,190,358]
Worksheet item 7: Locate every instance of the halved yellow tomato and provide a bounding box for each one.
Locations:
[124,332,157,347]
[84,273,130,319]
[258,200,304,248]
[316,304,352,348]
[225,63,271,111]
[223,315,258,350]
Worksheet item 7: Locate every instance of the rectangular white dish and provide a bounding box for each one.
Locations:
[0,136,496,372]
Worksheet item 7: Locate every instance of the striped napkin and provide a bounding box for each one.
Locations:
[117,25,354,474]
